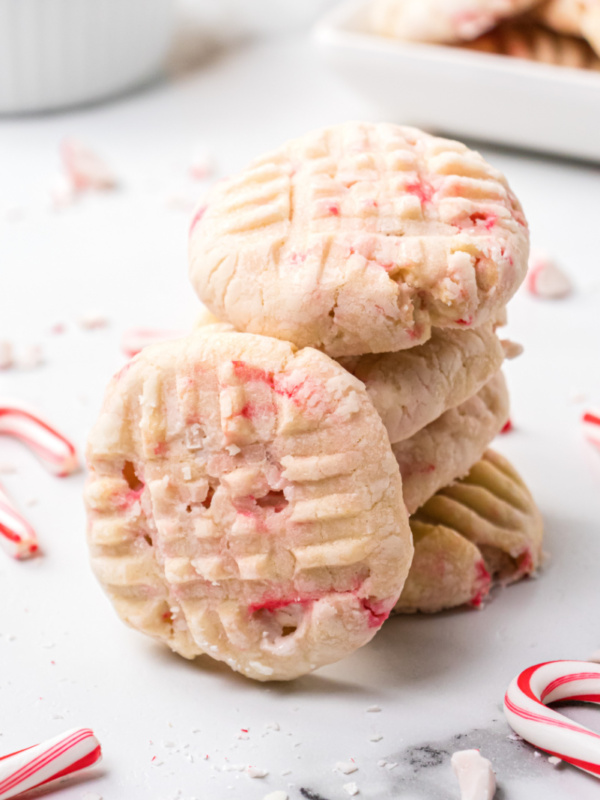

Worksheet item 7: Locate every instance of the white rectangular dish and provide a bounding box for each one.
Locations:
[314,0,600,162]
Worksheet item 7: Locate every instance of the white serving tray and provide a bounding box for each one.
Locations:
[314,0,600,162]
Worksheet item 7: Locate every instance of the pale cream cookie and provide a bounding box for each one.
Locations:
[85,329,412,681]
[536,0,600,56]
[465,17,600,68]
[394,449,543,613]
[394,371,509,513]
[369,0,542,43]
[189,122,529,357]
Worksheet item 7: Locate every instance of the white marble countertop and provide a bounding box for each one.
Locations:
[1,30,600,800]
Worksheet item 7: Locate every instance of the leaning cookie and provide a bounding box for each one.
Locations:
[394,449,543,614]
[85,330,412,681]
[535,0,600,57]
[189,122,528,357]
[369,0,541,44]
[394,371,509,514]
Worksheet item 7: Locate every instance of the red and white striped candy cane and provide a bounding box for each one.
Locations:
[120,328,183,358]
[0,482,38,560]
[0,728,101,799]
[504,660,600,778]
[0,402,78,477]
[583,410,600,448]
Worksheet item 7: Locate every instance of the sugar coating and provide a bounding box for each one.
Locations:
[85,330,412,681]
[395,449,544,614]
[393,371,509,514]
[189,122,528,357]
[370,0,539,43]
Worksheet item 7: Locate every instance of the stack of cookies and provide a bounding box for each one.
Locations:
[85,123,543,681]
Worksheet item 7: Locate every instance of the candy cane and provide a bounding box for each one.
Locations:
[0,728,101,799]
[582,410,600,448]
[0,482,39,560]
[0,402,79,477]
[504,660,600,778]
[120,328,183,358]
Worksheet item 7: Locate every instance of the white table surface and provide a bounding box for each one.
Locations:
[1,32,600,800]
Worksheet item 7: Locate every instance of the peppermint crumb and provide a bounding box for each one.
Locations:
[343,783,359,796]
[247,766,269,778]
[18,345,44,370]
[334,762,358,775]
[369,734,383,742]
[385,762,398,770]
[548,756,562,766]
[0,341,13,370]
[507,733,523,741]
[534,751,542,758]
[366,705,381,712]
[263,792,288,800]
[377,760,387,768]
[79,312,108,330]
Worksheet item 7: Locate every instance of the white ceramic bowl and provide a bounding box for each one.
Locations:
[0,0,175,114]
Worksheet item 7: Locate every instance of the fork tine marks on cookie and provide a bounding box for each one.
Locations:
[0,728,102,799]
[0,482,39,560]
[504,660,600,778]
[0,401,79,477]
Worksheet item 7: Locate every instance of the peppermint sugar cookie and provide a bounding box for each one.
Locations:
[393,371,510,513]
[395,449,543,614]
[536,0,600,56]
[369,0,541,43]
[85,330,412,681]
[189,122,529,357]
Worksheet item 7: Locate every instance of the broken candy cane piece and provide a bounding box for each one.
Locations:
[504,660,600,779]
[583,410,600,448]
[60,139,117,191]
[451,749,496,800]
[0,728,101,800]
[0,401,79,477]
[120,328,185,358]
[0,481,39,560]
[527,252,572,299]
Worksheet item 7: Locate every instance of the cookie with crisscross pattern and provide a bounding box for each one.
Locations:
[85,329,412,681]
[189,122,528,356]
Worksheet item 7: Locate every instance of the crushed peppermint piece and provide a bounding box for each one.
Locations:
[335,761,358,775]
[18,345,44,370]
[61,139,117,191]
[451,749,496,800]
[385,762,398,771]
[366,705,381,712]
[548,756,562,766]
[0,341,13,370]
[265,722,280,731]
[507,733,523,741]
[247,766,269,778]
[190,147,214,181]
[343,783,359,796]
[263,793,288,800]
[527,252,572,299]
[79,312,108,330]
[369,734,383,742]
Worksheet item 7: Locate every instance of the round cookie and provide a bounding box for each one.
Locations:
[394,370,509,513]
[85,329,412,681]
[369,0,541,43]
[536,0,600,57]
[394,449,543,613]
[189,122,529,357]
[465,18,600,68]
